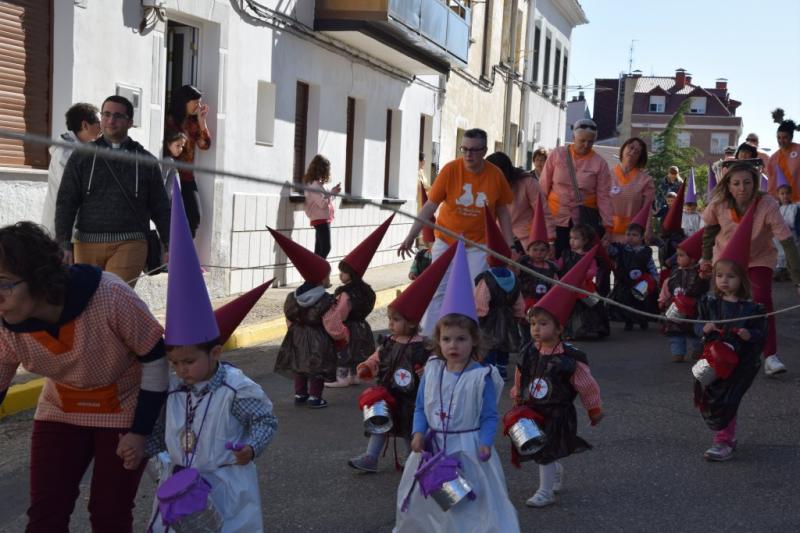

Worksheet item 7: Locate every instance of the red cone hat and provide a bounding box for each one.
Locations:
[484,207,512,267]
[389,241,457,323]
[215,279,273,345]
[342,214,395,278]
[267,227,330,284]
[534,245,598,327]
[419,182,436,244]
[529,192,549,244]
[630,202,650,230]
[678,228,704,262]
[661,182,685,233]
[717,199,758,269]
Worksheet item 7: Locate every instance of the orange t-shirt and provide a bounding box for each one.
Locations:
[428,159,514,245]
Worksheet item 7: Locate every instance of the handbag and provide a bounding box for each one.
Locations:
[565,147,605,238]
[102,159,166,275]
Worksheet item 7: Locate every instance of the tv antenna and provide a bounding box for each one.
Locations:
[628,39,638,74]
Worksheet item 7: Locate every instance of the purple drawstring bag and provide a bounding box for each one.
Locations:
[156,467,221,531]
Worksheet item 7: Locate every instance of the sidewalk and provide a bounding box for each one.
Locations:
[0,260,413,418]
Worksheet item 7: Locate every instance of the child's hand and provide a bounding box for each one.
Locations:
[356,364,373,380]
[589,410,604,426]
[736,328,751,341]
[116,433,145,470]
[411,433,425,453]
[413,364,424,377]
[233,445,255,465]
[702,322,718,334]
[478,445,491,462]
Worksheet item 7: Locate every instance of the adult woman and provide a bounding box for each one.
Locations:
[655,166,684,218]
[767,118,800,201]
[701,162,800,376]
[540,118,612,258]
[0,222,168,532]
[607,137,655,244]
[531,147,548,179]
[166,85,211,238]
[486,151,554,251]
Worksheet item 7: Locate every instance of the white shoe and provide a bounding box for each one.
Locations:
[525,489,555,508]
[325,368,353,388]
[552,462,564,493]
[764,354,787,376]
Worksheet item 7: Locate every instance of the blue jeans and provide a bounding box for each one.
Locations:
[668,335,698,356]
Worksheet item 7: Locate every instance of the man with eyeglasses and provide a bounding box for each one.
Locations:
[398,128,514,335]
[55,95,170,287]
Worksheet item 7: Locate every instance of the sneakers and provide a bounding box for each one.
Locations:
[764,354,787,376]
[348,453,378,473]
[307,397,328,409]
[552,462,564,493]
[325,367,353,388]
[525,489,555,508]
[294,394,309,405]
[703,443,734,462]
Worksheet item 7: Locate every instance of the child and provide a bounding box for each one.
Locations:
[519,196,558,311]
[302,154,341,259]
[268,227,349,408]
[509,245,603,508]
[161,130,187,201]
[557,224,608,340]
[608,205,659,331]
[474,209,526,380]
[350,242,457,473]
[773,179,800,281]
[681,170,704,236]
[693,203,765,461]
[408,244,432,280]
[658,229,709,362]
[327,216,393,387]
[395,241,519,532]
[657,183,688,287]
[145,180,277,532]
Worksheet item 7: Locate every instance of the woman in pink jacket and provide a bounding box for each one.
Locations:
[701,161,800,376]
[540,119,613,258]
[302,155,341,259]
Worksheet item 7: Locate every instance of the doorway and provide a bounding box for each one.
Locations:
[166,21,199,113]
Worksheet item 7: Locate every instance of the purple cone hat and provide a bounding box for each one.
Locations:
[685,168,697,203]
[165,179,220,345]
[438,240,478,323]
[776,165,790,189]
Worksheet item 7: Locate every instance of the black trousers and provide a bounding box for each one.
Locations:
[314,223,331,259]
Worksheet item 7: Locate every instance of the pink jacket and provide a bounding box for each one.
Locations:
[608,166,655,243]
[510,173,556,248]
[303,180,335,224]
[540,146,613,229]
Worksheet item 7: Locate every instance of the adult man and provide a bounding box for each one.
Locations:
[399,128,514,334]
[767,119,800,202]
[655,165,684,218]
[55,95,170,287]
[41,103,102,236]
[745,132,770,170]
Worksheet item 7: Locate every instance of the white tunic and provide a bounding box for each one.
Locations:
[774,203,800,269]
[150,366,266,532]
[394,359,519,533]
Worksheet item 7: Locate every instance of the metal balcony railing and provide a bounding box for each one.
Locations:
[388,0,470,63]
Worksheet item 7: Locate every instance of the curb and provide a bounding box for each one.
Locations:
[0,282,411,420]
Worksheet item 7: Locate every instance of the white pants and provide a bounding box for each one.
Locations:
[421,238,488,336]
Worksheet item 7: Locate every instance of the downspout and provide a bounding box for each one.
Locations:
[518,0,536,166]
[502,0,519,157]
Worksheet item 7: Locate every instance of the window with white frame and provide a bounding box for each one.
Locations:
[255,81,276,145]
[710,133,729,155]
[689,97,707,114]
[649,95,665,113]
[677,131,691,148]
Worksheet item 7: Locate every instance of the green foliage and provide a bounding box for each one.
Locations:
[645,99,704,180]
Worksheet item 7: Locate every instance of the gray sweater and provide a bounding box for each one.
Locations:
[55,136,171,249]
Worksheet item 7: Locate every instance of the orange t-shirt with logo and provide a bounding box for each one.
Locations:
[428,159,514,245]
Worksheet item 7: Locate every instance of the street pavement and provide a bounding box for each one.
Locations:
[0,285,798,532]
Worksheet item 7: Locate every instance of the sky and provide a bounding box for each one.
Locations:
[568,0,800,152]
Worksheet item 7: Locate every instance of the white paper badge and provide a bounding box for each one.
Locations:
[629,268,642,280]
[394,368,413,387]
[791,151,798,159]
[530,378,549,399]
[536,284,548,295]
[610,185,621,195]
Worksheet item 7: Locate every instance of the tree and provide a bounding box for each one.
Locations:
[645,99,703,183]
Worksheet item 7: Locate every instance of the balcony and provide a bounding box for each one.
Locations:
[314,0,470,74]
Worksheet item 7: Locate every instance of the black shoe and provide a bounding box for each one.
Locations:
[307,397,329,409]
[294,394,309,405]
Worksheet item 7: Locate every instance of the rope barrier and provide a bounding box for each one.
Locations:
[2,127,799,325]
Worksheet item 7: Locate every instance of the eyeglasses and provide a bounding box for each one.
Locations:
[0,279,24,297]
[459,146,486,154]
[101,111,129,121]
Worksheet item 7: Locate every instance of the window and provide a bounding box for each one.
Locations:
[292,81,309,183]
[677,131,691,148]
[532,25,541,83]
[543,35,552,90]
[561,54,568,101]
[255,81,276,145]
[345,97,355,193]
[710,133,729,155]
[649,95,665,113]
[500,0,512,64]
[689,96,706,114]
[553,47,561,98]
[480,0,493,78]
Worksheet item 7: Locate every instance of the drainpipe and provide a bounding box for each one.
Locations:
[518,0,535,166]
[502,0,519,158]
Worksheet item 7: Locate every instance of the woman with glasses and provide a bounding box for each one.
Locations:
[540,119,613,258]
[0,222,168,532]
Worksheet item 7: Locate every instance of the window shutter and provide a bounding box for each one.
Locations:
[293,82,309,183]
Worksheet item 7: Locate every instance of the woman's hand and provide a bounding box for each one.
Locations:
[411,432,425,453]
[703,323,717,334]
[116,433,146,470]
[398,236,417,260]
[736,328,751,341]
[699,260,713,279]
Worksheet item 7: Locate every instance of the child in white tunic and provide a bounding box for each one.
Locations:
[774,184,800,277]
[394,241,519,533]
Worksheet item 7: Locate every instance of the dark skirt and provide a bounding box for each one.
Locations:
[694,351,761,431]
[522,402,592,465]
[565,300,609,340]
[275,326,337,381]
[608,281,658,324]
[337,320,375,369]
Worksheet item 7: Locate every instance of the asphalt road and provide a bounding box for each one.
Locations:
[1,287,799,532]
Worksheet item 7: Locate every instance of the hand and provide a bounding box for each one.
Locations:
[330,183,342,195]
[233,445,255,465]
[703,323,717,334]
[356,364,373,380]
[589,410,604,426]
[116,433,146,470]
[62,249,74,265]
[478,445,491,462]
[198,103,210,120]
[509,386,519,401]
[411,433,425,453]
[699,260,712,280]
[398,236,417,260]
[736,328,751,341]
[408,272,417,280]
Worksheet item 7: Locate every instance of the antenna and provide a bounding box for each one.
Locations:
[628,39,638,74]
